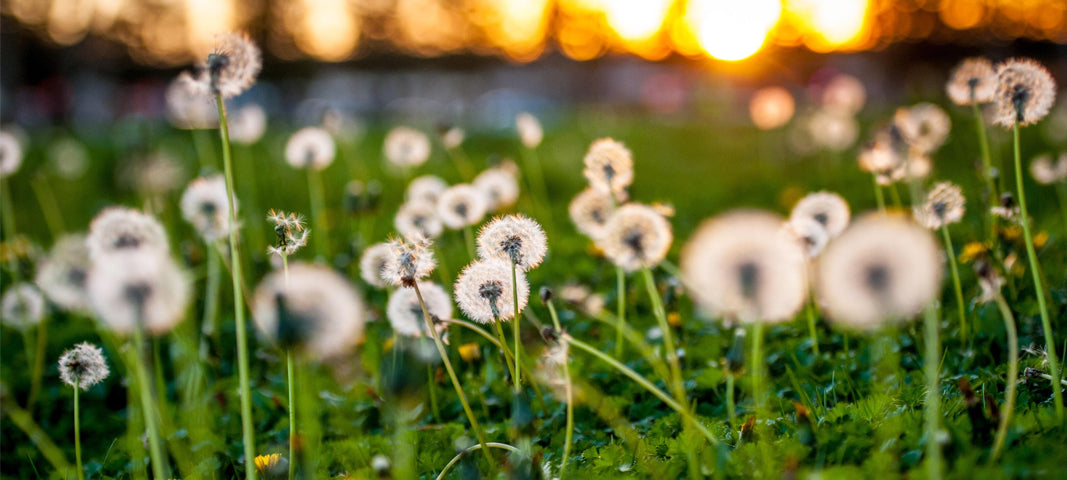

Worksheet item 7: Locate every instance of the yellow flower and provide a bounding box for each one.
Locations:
[458,343,481,362]
[254,453,283,473]
[958,241,989,263]
[1034,231,1049,249]
[667,312,682,327]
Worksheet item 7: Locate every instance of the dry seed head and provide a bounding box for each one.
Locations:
[947,57,997,106]
[569,187,614,238]
[190,32,261,99]
[180,175,237,242]
[914,182,966,229]
[1030,153,1067,184]
[86,207,169,261]
[993,58,1057,128]
[789,191,851,239]
[384,237,436,287]
[35,235,92,311]
[583,138,634,200]
[895,103,951,154]
[473,167,520,212]
[476,214,547,271]
[0,129,23,178]
[1,283,46,330]
[516,112,543,148]
[384,126,431,168]
[596,203,672,272]
[285,127,336,170]
[88,250,191,336]
[359,242,396,289]
[58,342,110,390]
[395,200,443,241]
[454,259,529,323]
[386,281,453,337]
[436,184,488,229]
[406,175,449,204]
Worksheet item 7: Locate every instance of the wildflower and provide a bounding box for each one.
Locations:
[821,73,866,115]
[596,204,672,272]
[1030,153,1067,184]
[35,235,92,312]
[816,214,943,330]
[406,175,449,204]
[253,453,288,477]
[436,184,488,229]
[458,343,482,362]
[895,103,951,153]
[58,342,109,390]
[473,167,520,212]
[959,241,990,263]
[394,201,443,241]
[383,238,436,288]
[808,109,859,152]
[285,127,335,170]
[583,138,634,200]
[88,251,191,336]
[0,130,23,178]
[790,191,851,239]
[386,281,453,337]
[947,57,997,106]
[359,242,395,289]
[86,207,169,261]
[568,188,614,238]
[749,86,795,130]
[251,263,367,359]
[440,126,465,149]
[516,112,543,148]
[680,211,808,323]
[165,75,218,129]
[915,182,966,229]
[266,210,309,257]
[1,283,46,330]
[188,33,261,99]
[454,259,529,323]
[383,127,431,168]
[786,217,830,258]
[180,176,237,241]
[993,58,1057,128]
[228,104,267,145]
[476,214,547,271]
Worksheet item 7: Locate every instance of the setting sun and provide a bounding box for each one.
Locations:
[688,0,782,61]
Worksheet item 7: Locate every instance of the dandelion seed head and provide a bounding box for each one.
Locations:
[384,238,436,287]
[87,207,169,261]
[285,127,335,170]
[440,126,465,149]
[266,209,310,257]
[58,342,109,390]
[821,74,866,115]
[1030,153,1067,185]
[915,182,966,229]
[436,184,488,229]
[1,284,46,330]
[406,175,449,204]
[386,281,452,337]
[395,200,443,241]
[476,214,547,271]
[190,32,261,99]
[384,127,431,168]
[569,187,614,238]
[473,167,520,212]
[895,103,951,153]
[516,112,543,148]
[808,109,859,152]
[681,211,808,324]
[790,191,851,239]
[35,235,92,311]
[786,217,830,258]
[180,176,237,242]
[88,251,191,336]
[583,138,634,200]
[228,104,267,145]
[994,58,1057,127]
[536,339,570,400]
[596,204,671,272]
[359,242,395,289]
[0,130,23,178]
[165,74,219,129]
[947,57,997,106]
[816,214,943,330]
[454,259,529,323]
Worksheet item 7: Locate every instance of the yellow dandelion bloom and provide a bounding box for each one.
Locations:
[459,343,481,362]
[255,453,283,473]
[958,242,989,264]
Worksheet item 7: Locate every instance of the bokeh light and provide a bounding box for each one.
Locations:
[686,0,782,61]
[750,87,796,130]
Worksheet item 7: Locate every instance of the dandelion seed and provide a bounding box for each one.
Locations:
[993,58,1057,128]
[386,281,453,337]
[406,175,449,204]
[384,126,431,168]
[395,200,443,242]
[1030,153,1067,185]
[454,259,529,323]
[180,176,237,242]
[0,129,23,178]
[266,209,310,257]
[228,104,267,145]
[816,214,943,330]
[359,242,395,289]
[583,138,634,200]
[947,57,997,106]
[86,207,169,261]
[915,182,966,229]
[821,73,866,115]
[790,191,851,239]
[35,235,92,312]
[895,103,951,153]
[285,127,336,170]
[383,238,436,288]
[596,204,671,272]
[1,283,46,330]
[681,211,808,323]
[473,167,520,212]
[88,251,191,336]
[58,342,109,390]
[569,187,614,238]
[252,263,367,360]
[436,184,488,229]
[516,112,543,148]
[188,33,261,99]
[476,214,547,271]
[165,74,219,129]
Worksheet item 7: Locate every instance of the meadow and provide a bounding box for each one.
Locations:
[1,41,1066,480]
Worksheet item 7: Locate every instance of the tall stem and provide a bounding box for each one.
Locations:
[492,320,518,386]
[725,374,736,434]
[990,289,1018,461]
[30,176,66,239]
[872,174,886,214]
[940,226,967,341]
[287,351,297,480]
[511,262,522,391]
[545,299,573,479]
[804,300,820,354]
[74,381,84,480]
[28,318,48,409]
[1012,123,1063,421]
[520,147,553,227]
[923,306,942,480]
[615,267,626,357]
[308,169,328,260]
[215,95,258,479]
[202,244,222,356]
[132,328,168,480]
[973,103,998,243]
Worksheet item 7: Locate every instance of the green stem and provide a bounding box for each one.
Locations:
[427,363,441,422]
[872,175,886,214]
[940,226,968,341]
[441,318,543,388]
[520,147,553,227]
[28,318,48,409]
[615,267,626,358]
[749,321,765,430]
[990,289,1018,462]
[805,300,820,354]
[2,396,71,472]
[545,299,573,479]
[0,176,21,280]
[74,381,84,480]
[446,146,476,182]
[434,443,520,480]
[308,169,328,260]
[132,328,168,480]
[726,374,736,435]
[1012,123,1063,422]
[923,305,942,480]
[973,103,998,243]
[492,320,519,387]
[288,351,297,480]
[511,262,522,392]
[1055,183,1067,233]
[202,243,222,356]
[215,95,258,480]
[590,312,672,384]
[888,183,903,210]
[463,225,476,261]
[30,176,65,240]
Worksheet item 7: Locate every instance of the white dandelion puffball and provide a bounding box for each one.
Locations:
[583,138,634,199]
[895,103,951,154]
[88,251,191,336]
[1030,153,1067,185]
[947,57,997,106]
[0,130,23,178]
[188,32,261,99]
[681,210,808,324]
[359,242,396,289]
[477,214,547,271]
[516,112,543,148]
[165,74,219,129]
[58,342,110,390]
[790,191,851,239]
[787,217,830,258]
[180,176,237,241]
[1,284,46,330]
[406,175,449,204]
[384,126,431,168]
[914,182,966,230]
[87,207,169,261]
[993,58,1057,128]
[441,127,465,150]
[808,109,859,152]
[569,187,614,238]
[436,184,488,229]
[821,73,866,115]
[454,259,530,323]
[596,203,672,272]
[228,104,267,145]
[816,214,943,330]
[252,263,367,360]
[285,126,336,170]
[395,200,443,241]
[474,167,520,212]
[35,235,92,311]
[383,238,436,287]
[387,281,453,337]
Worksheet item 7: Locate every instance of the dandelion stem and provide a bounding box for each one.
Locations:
[590,311,671,383]
[990,289,1018,462]
[446,146,475,182]
[214,95,258,480]
[287,350,297,480]
[520,147,553,227]
[940,226,968,341]
[411,282,495,466]
[492,319,519,387]
[888,183,903,209]
[545,299,573,480]
[511,261,523,392]
[27,318,48,410]
[615,266,626,358]
[202,243,222,356]
[1012,122,1063,422]
[307,169,328,260]
[30,175,65,240]
[434,443,520,480]
[427,363,441,422]
[725,374,736,435]
[922,305,942,480]
[131,327,169,480]
[73,380,84,480]
[749,321,766,434]
[872,175,886,214]
[805,300,820,355]
[972,103,998,239]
